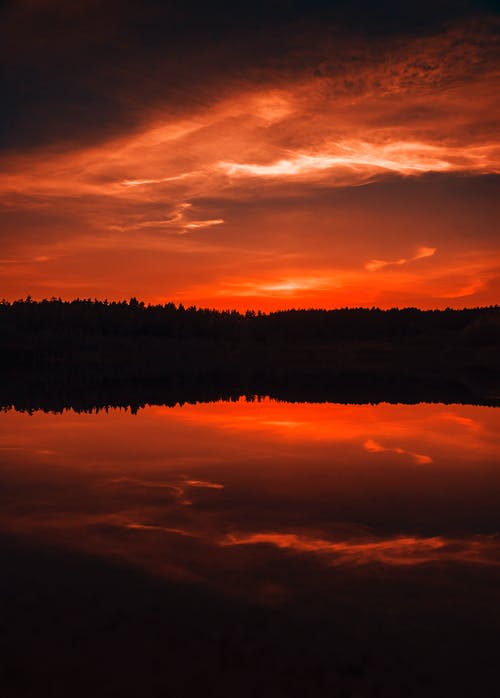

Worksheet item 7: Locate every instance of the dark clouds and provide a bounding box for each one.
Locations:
[1,0,498,150]
[0,0,499,308]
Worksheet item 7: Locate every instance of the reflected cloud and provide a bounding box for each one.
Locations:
[184,479,224,489]
[125,523,193,536]
[108,474,224,505]
[364,438,433,464]
[223,531,500,566]
[438,413,481,432]
[1,402,500,600]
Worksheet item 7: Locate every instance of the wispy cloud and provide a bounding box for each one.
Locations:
[121,173,195,187]
[216,275,336,297]
[365,246,436,272]
[120,202,224,234]
[0,20,498,306]
[218,141,462,180]
[438,279,485,298]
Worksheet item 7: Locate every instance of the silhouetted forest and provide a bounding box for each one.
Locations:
[1,299,499,410]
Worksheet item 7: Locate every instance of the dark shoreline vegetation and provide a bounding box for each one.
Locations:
[1,298,499,411]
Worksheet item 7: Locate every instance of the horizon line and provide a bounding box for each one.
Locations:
[2,296,499,315]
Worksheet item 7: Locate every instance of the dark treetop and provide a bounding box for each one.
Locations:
[1,299,499,411]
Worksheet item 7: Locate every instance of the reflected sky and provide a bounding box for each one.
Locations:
[1,399,499,602]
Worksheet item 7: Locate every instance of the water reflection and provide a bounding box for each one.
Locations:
[1,399,500,602]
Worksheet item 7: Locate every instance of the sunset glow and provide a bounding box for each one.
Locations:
[1,6,499,309]
[2,4,500,694]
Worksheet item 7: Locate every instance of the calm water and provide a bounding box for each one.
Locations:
[1,399,500,696]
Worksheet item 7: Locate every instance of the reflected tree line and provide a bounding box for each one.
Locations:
[1,298,499,410]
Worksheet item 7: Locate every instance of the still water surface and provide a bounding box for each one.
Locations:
[2,399,500,697]
[1,399,500,594]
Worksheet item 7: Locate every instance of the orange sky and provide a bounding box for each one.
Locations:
[1,8,499,309]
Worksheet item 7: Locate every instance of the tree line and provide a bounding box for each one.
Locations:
[1,299,499,409]
[1,297,499,344]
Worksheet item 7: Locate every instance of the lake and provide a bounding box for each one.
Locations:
[1,399,500,697]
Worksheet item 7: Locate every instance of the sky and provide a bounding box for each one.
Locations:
[1,0,499,310]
